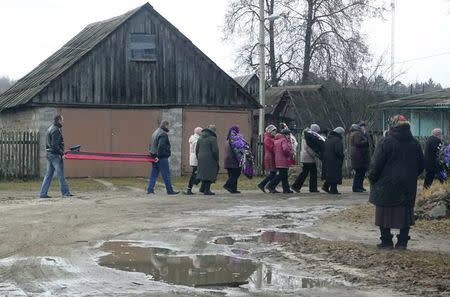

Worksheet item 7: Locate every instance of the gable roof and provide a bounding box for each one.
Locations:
[0,3,260,111]
[374,89,450,109]
[233,74,257,89]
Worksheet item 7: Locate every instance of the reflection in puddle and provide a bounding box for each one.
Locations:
[248,265,340,291]
[98,241,257,287]
[98,241,344,291]
[215,231,304,245]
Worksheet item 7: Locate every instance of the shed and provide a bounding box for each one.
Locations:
[373,89,450,136]
[0,3,260,177]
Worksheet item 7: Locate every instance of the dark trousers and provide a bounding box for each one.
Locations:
[224,168,241,192]
[268,168,290,193]
[259,171,277,188]
[423,171,443,189]
[187,166,198,189]
[380,227,410,238]
[201,181,212,193]
[352,168,367,191]
[292,163,317,191]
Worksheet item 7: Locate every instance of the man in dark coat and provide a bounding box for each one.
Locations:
[368,115,424,249]
[423,128,444,189]
[39,115,73,198]
[321,127,345,194]
[147,120,179,195]
[196,124,219,195]
[350,122,370,192]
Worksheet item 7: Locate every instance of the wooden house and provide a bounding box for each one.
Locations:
[374,89,450,136]
[0,3,260,177]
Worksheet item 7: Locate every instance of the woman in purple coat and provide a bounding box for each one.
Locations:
[223,125,253,193]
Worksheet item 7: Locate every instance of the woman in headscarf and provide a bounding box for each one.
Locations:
[423,128,444,189]
[223,125,253,193]
[196,124,219,195]
[257,124,278,192]
[368,115,424,249]
[267,128,294,194]
[322,127,345,194]
[183,127,203,195]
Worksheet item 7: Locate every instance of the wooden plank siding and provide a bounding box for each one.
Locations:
[30,7,255,109]
[0,131,40,179]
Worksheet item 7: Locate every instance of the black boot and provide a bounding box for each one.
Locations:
[395,228,410,250]
[203,182,215,195]
[199,182,205,193]
[377,227,394,249]
[328,184,341,195]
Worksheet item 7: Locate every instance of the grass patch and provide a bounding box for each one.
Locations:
[0,178,107,192]
[287,236,450,295]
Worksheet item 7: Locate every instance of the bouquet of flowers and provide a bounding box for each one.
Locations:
[438,142,450,180]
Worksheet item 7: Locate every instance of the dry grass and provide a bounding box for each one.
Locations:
[0,178,107,192]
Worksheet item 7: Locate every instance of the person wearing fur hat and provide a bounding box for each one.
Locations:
[257,124,278,192]
[350,122,370,192]
[368,115,424,249]
[183,127,203,195]
[292,124,322,193]
[267,128,294,194]
[423,128,445,189]
[322,127,345,194]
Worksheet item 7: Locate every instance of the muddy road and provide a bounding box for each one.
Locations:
[0,184,448,296]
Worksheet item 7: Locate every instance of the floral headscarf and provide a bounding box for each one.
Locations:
[227,125,254,178]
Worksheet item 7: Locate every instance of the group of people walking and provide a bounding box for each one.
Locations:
[147,121,254,196]
[39,114,445,251]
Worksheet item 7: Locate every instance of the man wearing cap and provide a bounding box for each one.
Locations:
[350,121,370,192]
[292,124,321,193]
[322,127,345,194]
[423,128,444,189]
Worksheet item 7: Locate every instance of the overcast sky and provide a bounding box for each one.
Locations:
[1,0,449,87]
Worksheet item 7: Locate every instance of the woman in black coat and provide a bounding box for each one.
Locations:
[423,128,443,189]
[196,125,219,195]
[368,115,424,249]
[322,127,345,194]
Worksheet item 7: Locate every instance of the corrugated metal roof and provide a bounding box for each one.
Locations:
[375,89,450,109]
[233,74,256,88]
[0,4,144,111]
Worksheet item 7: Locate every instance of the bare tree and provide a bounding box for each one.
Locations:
[223,0,385,86]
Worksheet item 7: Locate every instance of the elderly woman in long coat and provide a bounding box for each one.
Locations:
[368,115,424,249]
[257,124,277,192]
[196,125,219,195]
[322,127,345,194]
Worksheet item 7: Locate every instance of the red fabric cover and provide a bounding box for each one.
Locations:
[64,151,157,162]
[274,134,294,168]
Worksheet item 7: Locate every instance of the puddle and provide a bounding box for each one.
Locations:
[98,241,257,287]
[97,241,346,292]
[215,231,304,245]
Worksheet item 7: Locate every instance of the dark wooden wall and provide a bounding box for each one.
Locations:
[33,8,253,108]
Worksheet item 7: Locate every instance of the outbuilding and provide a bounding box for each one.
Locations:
[0,3,260,177]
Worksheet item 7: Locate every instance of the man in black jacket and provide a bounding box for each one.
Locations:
[423,128,444,189]
[39,115,73,198]
[146,120,179,195]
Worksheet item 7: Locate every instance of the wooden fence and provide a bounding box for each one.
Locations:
[0,131,40,179]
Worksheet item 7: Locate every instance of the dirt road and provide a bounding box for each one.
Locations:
[0,183,448,296]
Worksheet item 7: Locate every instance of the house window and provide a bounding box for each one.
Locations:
[130,33,156,61]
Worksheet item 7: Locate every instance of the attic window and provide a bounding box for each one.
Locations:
[130,33,156,61]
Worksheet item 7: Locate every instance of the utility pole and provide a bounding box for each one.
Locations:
[258,0,265,142]
[390,0,396,85]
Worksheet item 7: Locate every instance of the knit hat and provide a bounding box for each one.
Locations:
[207,124,216,133]
[310,124,320,133]
[333,127,345,135]
[265,124,277,133]
[432,128,442,138]
[351,124,361,131]
[390,114,409,128]
[194,127,203,135]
